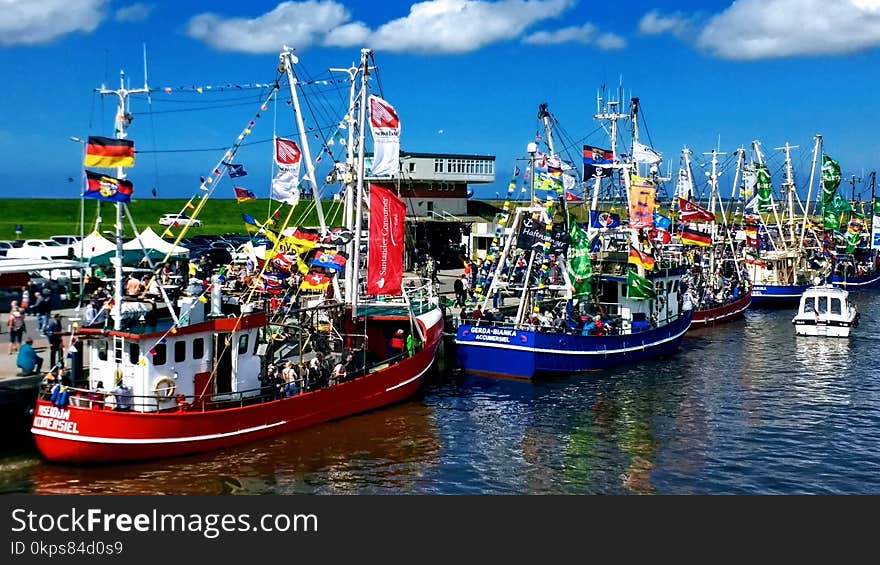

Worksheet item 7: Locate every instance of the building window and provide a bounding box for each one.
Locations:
[193,338,205,360]
[175,341,186,363]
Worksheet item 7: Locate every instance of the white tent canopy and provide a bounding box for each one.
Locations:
[123,227,189,257]
[75,231,116,259]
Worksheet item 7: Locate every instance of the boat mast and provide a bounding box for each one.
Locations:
[280,48,327,233]
[97,70,149,331]
[728,148,744,220]
[752,140,787,251]
[329,58,362,305]
[350,48,372,317]
[798,134,822,254]
[595,92,629,201]
[704,149,726,221]
[775,142,799,242]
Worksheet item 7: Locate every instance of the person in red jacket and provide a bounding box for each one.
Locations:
[389,329,405,358]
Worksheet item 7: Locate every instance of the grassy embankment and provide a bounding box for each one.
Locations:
[0,199,348,241]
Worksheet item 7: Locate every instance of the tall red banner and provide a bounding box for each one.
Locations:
[367,184,405,296]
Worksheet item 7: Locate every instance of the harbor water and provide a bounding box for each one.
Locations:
[2,290,880,495]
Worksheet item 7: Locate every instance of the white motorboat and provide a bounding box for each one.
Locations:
[792,285,859,337]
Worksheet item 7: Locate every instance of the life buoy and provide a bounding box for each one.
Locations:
[153,376,176,399]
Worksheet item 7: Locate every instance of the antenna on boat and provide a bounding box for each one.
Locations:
[96,69,150,331]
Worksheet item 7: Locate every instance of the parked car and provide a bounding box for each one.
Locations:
[50,235,82,245]
[158,213,202,228]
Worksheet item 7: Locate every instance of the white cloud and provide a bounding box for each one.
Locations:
[643,1,880,60]
[0,0,107,46]
[369,0,575,54]
[523,23,625,49]
[187,0,579,55]
[638,10,695,38]
[115,3,155,23]
[323,22,371,47]
[523,23,597,45]
[595,32,626,50]
[186,1,356,54]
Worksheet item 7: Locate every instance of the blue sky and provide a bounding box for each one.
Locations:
[2,0,880,202]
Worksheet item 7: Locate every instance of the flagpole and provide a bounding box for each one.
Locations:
[97,69,149,331]
[281,48,327,234]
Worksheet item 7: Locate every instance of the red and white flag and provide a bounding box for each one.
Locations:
[369,95,400,177]
[678,198,715,222]
[272,137,301,206]
[367,184,405,296]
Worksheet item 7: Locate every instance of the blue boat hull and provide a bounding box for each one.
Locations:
[830,270,880,289]
[750,284,810,307]
[454,312,692,380]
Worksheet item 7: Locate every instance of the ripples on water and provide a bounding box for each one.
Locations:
[3,291,880,495]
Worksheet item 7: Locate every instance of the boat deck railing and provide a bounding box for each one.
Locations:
[35,343,424,415]
[467,308,687,336]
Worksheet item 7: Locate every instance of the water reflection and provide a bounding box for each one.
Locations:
[4,296,880,494]
[27,402,440,495]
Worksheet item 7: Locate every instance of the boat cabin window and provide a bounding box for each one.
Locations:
[830,298,842,315]
[193,338,204,360]
[238,334,249,355]
[97,341,108,361]
[816,298,827,314]
[153,344,166,366]
[174,341,186,363]
[129,343,139,365]
[803,297,815,313]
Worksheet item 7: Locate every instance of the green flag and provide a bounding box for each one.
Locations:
[821,155,841,205]
[627,269,656,300]
[873,198,880,215]
[755,164,772,212]
[567,221,592,296]
[823,192,852,230]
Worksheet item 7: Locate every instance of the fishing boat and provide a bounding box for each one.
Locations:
[792,285,859,337]
[741,140,829,306]
[676,149,752,328]
[456,101,691,379]
[30,48,443,464]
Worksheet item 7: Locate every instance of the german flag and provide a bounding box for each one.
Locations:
[84,170,133,203]
[628,246,655,271]
[84,136,135,168]
[679,227,712,247]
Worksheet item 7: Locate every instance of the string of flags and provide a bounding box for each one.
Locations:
[149,77,348,95]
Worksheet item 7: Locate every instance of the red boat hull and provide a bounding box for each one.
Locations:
[32,323,442,464]
[690,290,752,328]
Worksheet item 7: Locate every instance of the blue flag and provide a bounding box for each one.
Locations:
[589,210,621,229]
[228,163,248,178]
[653,212,672,232]
[242,214,258,226]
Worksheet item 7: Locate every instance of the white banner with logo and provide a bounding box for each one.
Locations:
[369,95,400,177]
